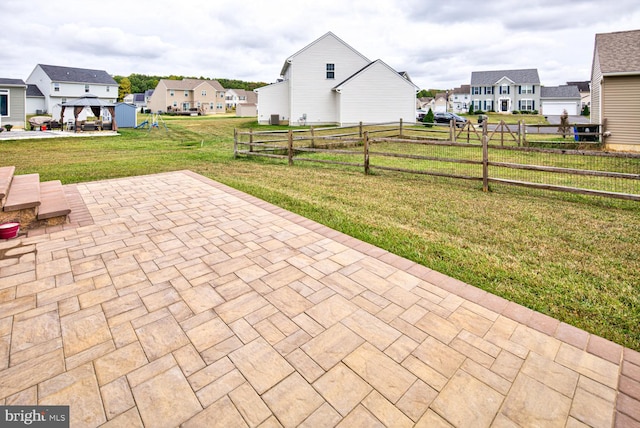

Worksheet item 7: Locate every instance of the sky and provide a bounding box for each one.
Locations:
[2,0,640,91]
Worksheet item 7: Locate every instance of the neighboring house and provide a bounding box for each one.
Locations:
[470,69,541,113]
[416,97,433,111]
[124,92,149,109]
[0,78,27,129]
[540,85,581,116]
[147,79,225,114]
[591,29,640,152]
[255,32,418,126]
[566,80,591,109]
[25,64,118,115]
[225,89,257,109]
[451,85,470,113]
[433,92,448,113]
[26,84,45,114]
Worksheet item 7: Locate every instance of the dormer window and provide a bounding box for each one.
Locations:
[326,64,335,79]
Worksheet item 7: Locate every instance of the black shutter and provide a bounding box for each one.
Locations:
[519,86,522,94]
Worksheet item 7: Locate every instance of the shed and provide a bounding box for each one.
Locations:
[236,103,257,118]
[115,102,137,128]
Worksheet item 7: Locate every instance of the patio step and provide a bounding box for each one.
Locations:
[0,167,72,232]
[0,165,15,204]
[38,180,71,220]
[3,173,41,211]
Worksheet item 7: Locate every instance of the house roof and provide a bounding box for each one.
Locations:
[332,59,419,92]
[37,64,117,85]
[452,85,470,94]
[594,29,640,74]
[26,84,44,97]
[470,69,540,85]
[566,81,590,92]
[158,79,224,92]
[540,85,581,99]
[280,32,370,77]
[0,78,26,87]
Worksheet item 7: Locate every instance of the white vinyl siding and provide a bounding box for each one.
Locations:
[336,61,416,126]
[255,80,290,124]
[288,34,370,125]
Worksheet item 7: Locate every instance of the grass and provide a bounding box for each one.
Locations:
[2,115,640,350]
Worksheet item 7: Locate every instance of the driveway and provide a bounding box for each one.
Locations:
[544,115,591,125]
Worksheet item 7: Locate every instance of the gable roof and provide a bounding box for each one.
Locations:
[158,79,224,91]
[452,85,470,94]
[566,81,590,92]
[594,29,640,75]
[27,84,44,97]
[332,59,419,92]
[540,85,580,99]
[470,69,540,85]
[0,78,26,87]
[280,32,371,77]
[37,64,116,85]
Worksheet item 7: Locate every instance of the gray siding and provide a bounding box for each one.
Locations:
[1,86,26,128]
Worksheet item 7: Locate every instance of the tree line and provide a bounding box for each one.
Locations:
[112,73,268,101]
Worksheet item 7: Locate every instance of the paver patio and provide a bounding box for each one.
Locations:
[0,170,638,427]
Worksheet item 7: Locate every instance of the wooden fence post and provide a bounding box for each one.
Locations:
[601,118,608,145]
[288,130,294,166]
[500,120,505,146]
[364,131,370,175]
[359,122,363,139]
[233,128,238,158]
[482,121,489,192]
[399,118,403,138]
[310,126,315,148]
[249,128,254,153]
[522,121,527,147]
[517,120,521,147]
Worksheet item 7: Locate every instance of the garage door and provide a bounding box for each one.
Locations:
[542,102,577,115]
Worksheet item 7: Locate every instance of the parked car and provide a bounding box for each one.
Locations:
[433,112,467,127]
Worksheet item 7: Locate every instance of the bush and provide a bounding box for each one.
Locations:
[423,108,434,127]
[468,104,474,115]
[512,110,520,115]
[581,105,590,116]
[474,110,484,115]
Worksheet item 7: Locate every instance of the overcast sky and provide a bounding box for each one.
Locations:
[2,0,639,90]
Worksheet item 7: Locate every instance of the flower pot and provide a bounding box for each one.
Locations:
[0,223,20,239]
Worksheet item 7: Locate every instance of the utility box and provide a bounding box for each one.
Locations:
[270,114,280,125]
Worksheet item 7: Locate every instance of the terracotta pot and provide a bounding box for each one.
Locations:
[0,223,20,239]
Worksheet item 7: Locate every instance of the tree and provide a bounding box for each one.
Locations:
[581,104,590,116]
[423,108,434,127]
[117,77,131,102]
[558,109,570,138]
[468,103,474,115]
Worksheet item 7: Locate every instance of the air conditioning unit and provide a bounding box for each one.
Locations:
[36,110,43,115]
[270,114,280,125]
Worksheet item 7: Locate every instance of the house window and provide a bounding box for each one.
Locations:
[484,100,493,111]
[500,85,510,95]
[326,63,335,79]
[54,83,60,92]
[170,90,174,96]
[485,86,493,95]
[201,90,207,96]
[520,85,533,94]
[520,99,534,111]
[217,103,223,109]
[173,101,177,107]
[472,86,481,95]
[210,102,214,109]
[0,90,8,116]
[106,86,110,92]
[473,100,482,111]
[85,84,90,93]
[184,91,189,97]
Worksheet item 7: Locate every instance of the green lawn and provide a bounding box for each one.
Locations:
[3,115,639,350]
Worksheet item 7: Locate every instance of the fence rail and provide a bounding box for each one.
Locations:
[234,121,640,201]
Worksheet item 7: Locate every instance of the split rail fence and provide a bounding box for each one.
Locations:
[234,120,640,201]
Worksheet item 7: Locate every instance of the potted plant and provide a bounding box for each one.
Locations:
[3,124,12,132]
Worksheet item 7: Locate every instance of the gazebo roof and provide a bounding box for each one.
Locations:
[61,94,115,107]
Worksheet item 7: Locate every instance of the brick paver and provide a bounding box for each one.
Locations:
[0,170,637,427]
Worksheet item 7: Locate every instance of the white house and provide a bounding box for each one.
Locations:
[255,32,418,126]
[25,64,118,115]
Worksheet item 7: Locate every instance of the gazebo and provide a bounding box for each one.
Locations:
[60,94,117,132]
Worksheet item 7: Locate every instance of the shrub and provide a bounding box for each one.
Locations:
[512,110,520,115]
[468,104,474,115]
[423,108,434,127]
[581,105,590,116]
